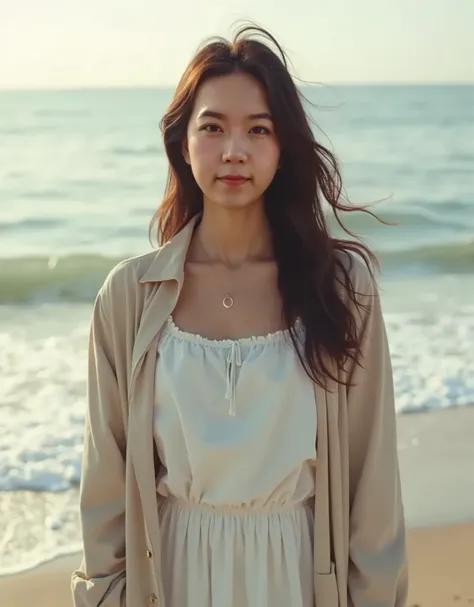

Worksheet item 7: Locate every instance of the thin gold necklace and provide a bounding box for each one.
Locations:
[222,294,234,309]
[196,233,234,309]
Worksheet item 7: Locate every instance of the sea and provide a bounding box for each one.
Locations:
[0,84,473,575]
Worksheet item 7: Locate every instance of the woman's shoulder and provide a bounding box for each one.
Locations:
[332,247,382,345]
[333,246,378,299]
[97,248,163,309]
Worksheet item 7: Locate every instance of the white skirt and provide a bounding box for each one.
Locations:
[157,495,315,607]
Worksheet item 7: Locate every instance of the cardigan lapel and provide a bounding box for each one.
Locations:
[130,213,200,384]
[129,280,179,392]
[127,280,178,567]
[314,380,338,574]
[128,216,198,564]
[313,380,333,574]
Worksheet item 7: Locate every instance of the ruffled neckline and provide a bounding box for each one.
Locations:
[165,315,300,347]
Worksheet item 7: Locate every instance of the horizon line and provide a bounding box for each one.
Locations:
[0,81,473,93]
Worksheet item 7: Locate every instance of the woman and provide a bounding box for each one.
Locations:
[72,24,408,607]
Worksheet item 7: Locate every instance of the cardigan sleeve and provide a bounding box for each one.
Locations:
[346,261,409,607]
[71,288,127,607]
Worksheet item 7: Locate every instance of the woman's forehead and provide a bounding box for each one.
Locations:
[192,73,271,119]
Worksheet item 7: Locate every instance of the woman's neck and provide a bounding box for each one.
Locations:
[189,206,274,268]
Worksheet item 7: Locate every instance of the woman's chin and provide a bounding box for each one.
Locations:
[203,193,265,211]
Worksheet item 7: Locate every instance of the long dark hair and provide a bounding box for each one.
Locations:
[151,23,382,388]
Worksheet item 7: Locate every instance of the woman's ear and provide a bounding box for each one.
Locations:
[182,139,191,165]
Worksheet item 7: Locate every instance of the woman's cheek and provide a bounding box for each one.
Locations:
[191,134,216,157]
[260,141,280,174]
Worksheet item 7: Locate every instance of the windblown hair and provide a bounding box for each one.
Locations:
[150,23,383,387]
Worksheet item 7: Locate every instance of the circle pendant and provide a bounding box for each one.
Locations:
[223,295,234,309]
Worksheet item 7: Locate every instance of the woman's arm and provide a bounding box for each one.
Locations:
[71,288,127,607]
[346,264,409,607]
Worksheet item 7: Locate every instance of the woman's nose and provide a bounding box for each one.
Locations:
[222,137,248,163]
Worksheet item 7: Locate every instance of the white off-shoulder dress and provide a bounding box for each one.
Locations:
[152,316,318,607]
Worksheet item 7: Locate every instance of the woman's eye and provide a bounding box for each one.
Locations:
[251,126,271,135]
[201,124,221,133]
[199,124,271,135]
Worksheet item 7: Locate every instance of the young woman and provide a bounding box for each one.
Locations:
[72,24,408,607]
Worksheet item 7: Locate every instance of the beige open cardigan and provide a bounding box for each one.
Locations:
[71,214,408,607]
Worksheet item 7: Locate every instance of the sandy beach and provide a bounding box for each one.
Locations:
[1,406,473,607]
[0,523,473,607]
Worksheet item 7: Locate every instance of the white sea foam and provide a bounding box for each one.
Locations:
[1,276,473,495]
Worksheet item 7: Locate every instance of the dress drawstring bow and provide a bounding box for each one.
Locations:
[225,341,242,416]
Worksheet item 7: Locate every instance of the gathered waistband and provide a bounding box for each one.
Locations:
[157,494,314,515]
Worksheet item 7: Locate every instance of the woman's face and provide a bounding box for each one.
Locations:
[183,72,281,211]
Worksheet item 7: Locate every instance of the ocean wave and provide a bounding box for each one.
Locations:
[18,188,69,200]
[328,204,473,232]
[34,109,88,117]
[0,240,473,304]
[110,144,161,157]
[0,217,65,232]
[0,254,121,304]
[0,125,60,135]
[381,240,474,274]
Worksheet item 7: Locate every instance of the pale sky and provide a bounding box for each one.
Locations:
[1,0,473,90]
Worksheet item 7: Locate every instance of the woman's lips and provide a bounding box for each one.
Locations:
[218,176,249,186]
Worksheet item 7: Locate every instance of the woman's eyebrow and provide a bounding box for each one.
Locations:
[196,109,273,121]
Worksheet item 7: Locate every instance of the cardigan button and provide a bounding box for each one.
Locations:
[145,550,152,559]
[148,594,157,604]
